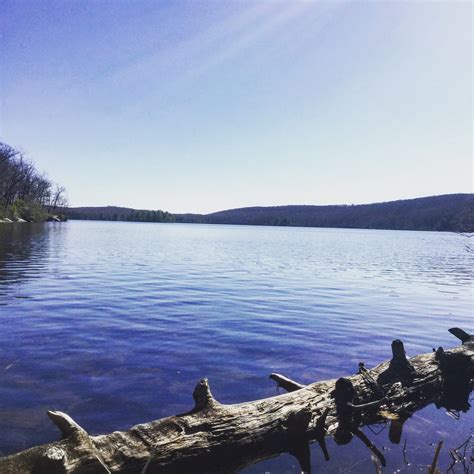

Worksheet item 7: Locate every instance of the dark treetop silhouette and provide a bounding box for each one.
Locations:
[68,194,474,232]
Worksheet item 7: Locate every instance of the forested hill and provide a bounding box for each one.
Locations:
[69,194,474,232]
[198,194,474,231]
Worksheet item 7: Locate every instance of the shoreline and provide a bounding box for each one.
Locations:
[0,215,65,224]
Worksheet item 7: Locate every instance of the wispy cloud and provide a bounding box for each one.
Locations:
[97,1,345,115]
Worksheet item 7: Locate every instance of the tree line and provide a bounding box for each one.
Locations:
[67,206,174,223]
[0,141,67,221]
[69,194,474,232]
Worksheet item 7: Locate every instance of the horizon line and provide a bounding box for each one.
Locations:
[69,192,473,215]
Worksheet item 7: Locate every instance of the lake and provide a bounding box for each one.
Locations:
[0,221,472,472]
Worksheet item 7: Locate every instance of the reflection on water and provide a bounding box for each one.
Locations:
[241,373,473,474]
[0,223,53,297]
[0,221,472,471]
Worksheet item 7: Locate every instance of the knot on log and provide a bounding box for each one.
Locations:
[47,411,87,439]
[39,447,68,473]
[45,447,67,462]
[193,378,218,411]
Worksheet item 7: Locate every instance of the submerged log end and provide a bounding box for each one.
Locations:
[193,378,218,411]
[47,410,87,439]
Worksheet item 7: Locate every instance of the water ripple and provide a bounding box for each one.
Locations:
[0,221,472,465]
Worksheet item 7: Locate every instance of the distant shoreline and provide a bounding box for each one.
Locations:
[67,193,473,233]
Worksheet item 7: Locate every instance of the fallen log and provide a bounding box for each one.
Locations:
[1,328,472,473]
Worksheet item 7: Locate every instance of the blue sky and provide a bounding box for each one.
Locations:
[1,1,472,213]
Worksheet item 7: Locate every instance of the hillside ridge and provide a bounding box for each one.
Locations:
[67,194,474,232]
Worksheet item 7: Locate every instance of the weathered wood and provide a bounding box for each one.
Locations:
[269,373,305,392]
[0,328,472,473]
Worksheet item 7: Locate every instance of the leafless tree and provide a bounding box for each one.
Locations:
[0,140,67,215]
[49,184,68,213]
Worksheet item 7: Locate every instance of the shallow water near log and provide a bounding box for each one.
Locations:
[0,221,472,472]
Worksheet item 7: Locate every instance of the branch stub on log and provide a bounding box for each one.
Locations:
[192,378,218,411]
[47,411,87,439]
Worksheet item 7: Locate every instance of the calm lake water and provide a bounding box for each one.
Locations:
[0,221,472,472]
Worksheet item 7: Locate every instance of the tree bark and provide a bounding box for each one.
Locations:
[1,328,472,474]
